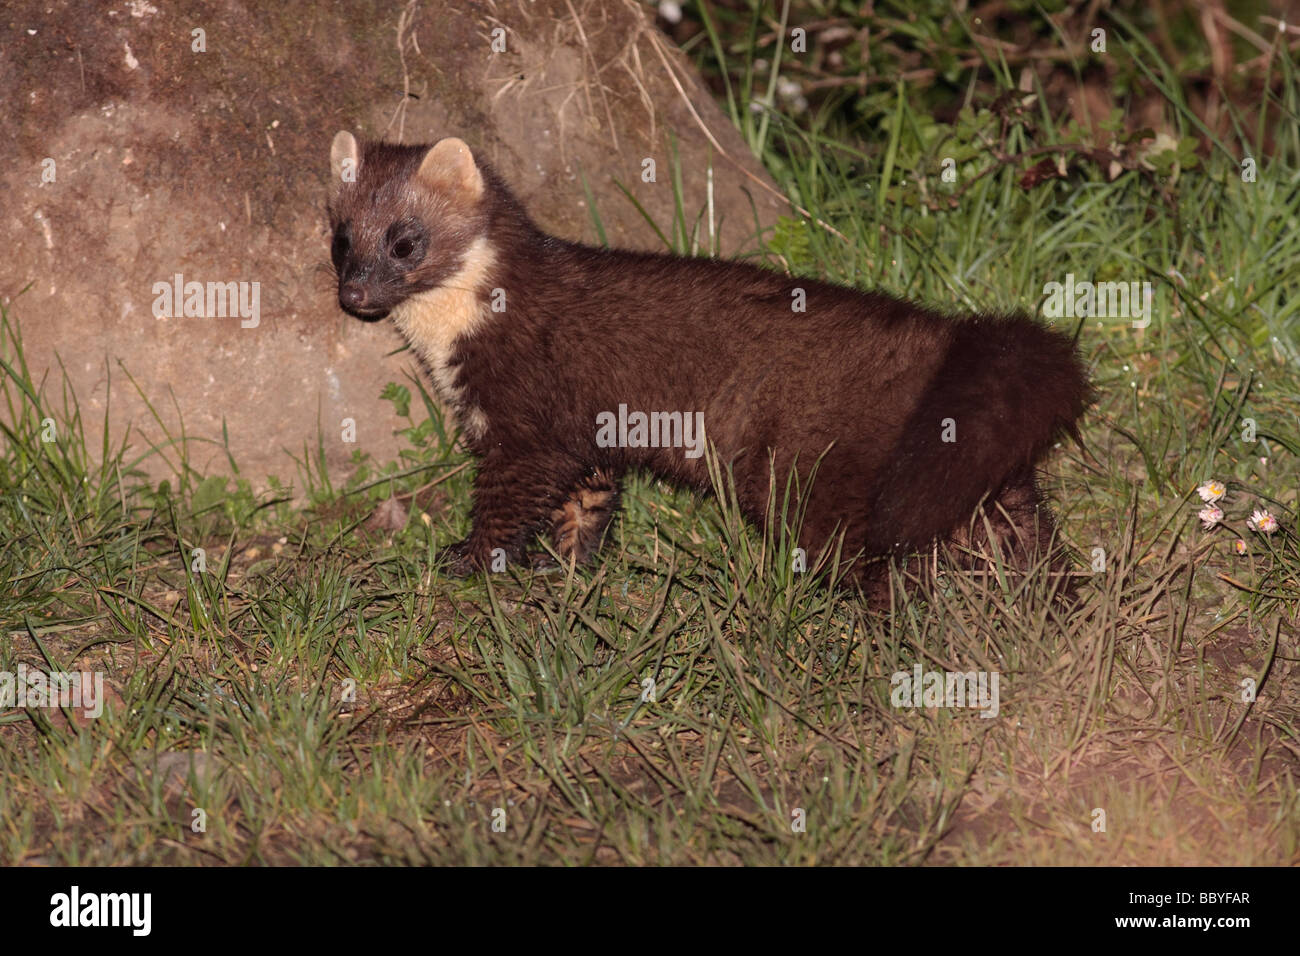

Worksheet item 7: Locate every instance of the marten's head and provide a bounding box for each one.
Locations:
[327,132,490,321]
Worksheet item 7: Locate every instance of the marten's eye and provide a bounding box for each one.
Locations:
[391,238,415,260]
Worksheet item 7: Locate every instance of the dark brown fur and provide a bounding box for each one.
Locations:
[327,134,1092,595]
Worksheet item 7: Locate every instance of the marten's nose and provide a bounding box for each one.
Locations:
[339,284,369,312]
[338,283,389,320]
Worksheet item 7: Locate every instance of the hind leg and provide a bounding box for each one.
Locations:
[536,468,621,569]
[947,470,1074,596]
[954,473,1043,558]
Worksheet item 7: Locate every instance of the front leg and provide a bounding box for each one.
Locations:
[443,450,581,575]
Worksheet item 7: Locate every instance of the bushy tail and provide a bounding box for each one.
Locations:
[863,314,1091,553]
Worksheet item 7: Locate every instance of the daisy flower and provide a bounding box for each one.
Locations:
[1197,480,1226,503]
[1247,509,1278,534]
[1232,539,1248,555]
[1198,506,1223,529]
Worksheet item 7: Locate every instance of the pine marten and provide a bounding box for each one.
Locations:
[326,131,1091,594]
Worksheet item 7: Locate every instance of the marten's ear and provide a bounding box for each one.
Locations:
[330,131,360,196]
[416,137,484,201]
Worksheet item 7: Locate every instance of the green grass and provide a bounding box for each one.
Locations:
[1,5,1298,864]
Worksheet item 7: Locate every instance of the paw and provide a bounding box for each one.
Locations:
[441,539,479,577]
[527,550,565,573]
[443,539,538,575]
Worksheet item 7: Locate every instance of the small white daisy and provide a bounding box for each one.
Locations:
[1232,539,1248,555]
[1197,480,1226,503]
[1198,506,1223,529]
[1247,509,1279,534]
